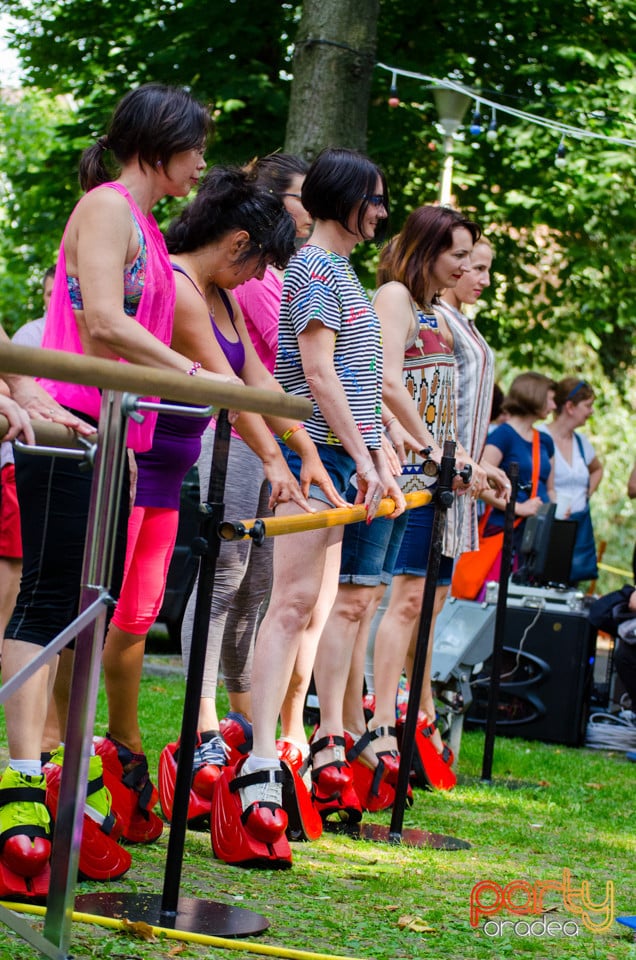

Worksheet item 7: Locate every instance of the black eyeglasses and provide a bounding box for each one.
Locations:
[364,194,387,207]
[281,193,302,199]
[567,380,589,401]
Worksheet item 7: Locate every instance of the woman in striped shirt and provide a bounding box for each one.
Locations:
[220,148,405,863]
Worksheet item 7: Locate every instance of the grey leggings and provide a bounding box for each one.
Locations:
[180,427,273,697]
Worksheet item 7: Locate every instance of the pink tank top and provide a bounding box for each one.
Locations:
[38,183,175,452]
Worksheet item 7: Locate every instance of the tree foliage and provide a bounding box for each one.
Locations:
[1,0,635,382]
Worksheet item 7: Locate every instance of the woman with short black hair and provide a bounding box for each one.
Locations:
[213,147,404,868]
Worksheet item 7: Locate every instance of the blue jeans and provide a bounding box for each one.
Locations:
[278,441,355,507]
[339,482,408,586]
[392,503,453,584]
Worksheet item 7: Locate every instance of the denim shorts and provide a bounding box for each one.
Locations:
[392,503,453,584]
[339,483,409,586]
[279,441,355,507]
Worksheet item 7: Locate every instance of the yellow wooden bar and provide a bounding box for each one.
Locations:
[219,489,433,540]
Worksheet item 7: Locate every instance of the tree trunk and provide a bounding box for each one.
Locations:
[285,0,380,161]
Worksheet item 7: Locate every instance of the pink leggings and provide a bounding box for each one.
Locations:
[110,505,178,634]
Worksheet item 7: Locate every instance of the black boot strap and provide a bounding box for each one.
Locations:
[0,823,49,852]
[310,734,346,756]
[0,785,46,806]
[230,768,283,794]
[122,761,152,811]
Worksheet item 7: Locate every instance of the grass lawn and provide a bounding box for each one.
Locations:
[1,662,635,960]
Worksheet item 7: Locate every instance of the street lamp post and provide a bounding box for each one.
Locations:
[433,87,471,205]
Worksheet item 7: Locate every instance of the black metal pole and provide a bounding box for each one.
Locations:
[160,410,231,919]
[389,440,456,842]
[480,462,519,782]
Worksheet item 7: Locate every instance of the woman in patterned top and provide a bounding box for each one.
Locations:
[436,236,501,553]
[368,207,498,784]
[219,148,405,865]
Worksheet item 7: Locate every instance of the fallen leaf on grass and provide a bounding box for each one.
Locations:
[397,914,436,933]
[381,905,401,912]
[537,779,551,787]
[168,945,187,956]
[121,918,157,942]
[585,782,603,790]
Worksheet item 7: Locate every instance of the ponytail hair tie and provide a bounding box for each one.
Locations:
[97,136,109,151]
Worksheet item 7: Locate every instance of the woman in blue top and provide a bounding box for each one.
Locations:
[481,372,556,562]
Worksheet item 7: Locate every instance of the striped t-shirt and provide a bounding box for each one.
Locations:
[275,244,383,449]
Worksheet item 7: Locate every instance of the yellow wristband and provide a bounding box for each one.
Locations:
[281,423,305,444]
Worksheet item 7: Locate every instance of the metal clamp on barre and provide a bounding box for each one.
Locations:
[456,463,472,485]
[418,446,472,486]
[418,446,440,478]
[13,433,97,467]
[217,518,266,544]
[122,394,215,422]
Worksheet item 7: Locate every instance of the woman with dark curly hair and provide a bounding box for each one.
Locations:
[98,166,343,836]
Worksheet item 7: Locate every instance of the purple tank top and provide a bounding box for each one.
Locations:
[134,269,245,509]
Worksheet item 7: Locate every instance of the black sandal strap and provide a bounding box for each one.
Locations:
[368,724,397,741]
[345,730,372,763]
[310,734,346,756]
[121,760,152,811]
[229,768,284,794]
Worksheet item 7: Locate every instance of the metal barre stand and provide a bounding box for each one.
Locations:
[480,461,518,782]
[475,462,542,790]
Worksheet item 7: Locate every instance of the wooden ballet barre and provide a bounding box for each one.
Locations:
[0,416,98,448]
[0,343,313,421]
[218,488,434,541]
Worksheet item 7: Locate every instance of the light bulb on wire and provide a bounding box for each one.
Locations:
[469,100,482,136]
[388,71,400,108]
[555,138,567,168]
[486,108,498,141]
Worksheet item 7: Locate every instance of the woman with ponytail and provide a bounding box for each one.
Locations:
[0,83,227,883]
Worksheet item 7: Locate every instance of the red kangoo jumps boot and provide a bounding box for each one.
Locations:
[44,752,131,883]
[94,735,163,843]
[400,716,456,791]
[362,693,376,723]
[309,735,362,824]
[211,760,291,868]
[158,731,226,828]
[0,859,50,902]
[219,712,253,767]
[343,732,396,813]
[278,761,323,842]
[0,769,51,882]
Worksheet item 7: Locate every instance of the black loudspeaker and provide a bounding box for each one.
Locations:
[466,591,597,746]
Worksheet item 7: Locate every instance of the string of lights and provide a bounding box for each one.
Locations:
[377,62,636,150]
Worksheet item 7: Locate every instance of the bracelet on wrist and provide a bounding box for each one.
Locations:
[357,464,375,481]
[187,361,202,377]
[280,423,305,444]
